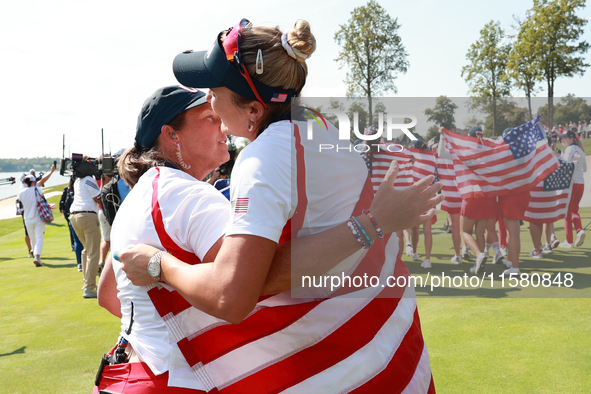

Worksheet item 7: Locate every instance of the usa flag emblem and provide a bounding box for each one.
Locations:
[270,93,288,103]
[233,197,249,213]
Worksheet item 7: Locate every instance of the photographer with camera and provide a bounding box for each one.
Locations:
[69,156,102,299]
[30,163,56,187]
[98,171,114,276]
[60,176,84,271]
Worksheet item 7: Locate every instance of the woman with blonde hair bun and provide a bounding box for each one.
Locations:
[119,19,440,393]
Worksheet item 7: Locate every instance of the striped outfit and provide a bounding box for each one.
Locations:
[145,120,434,393]
[105,167,230,391]
[436,157,461,215]
[124,120,435,393]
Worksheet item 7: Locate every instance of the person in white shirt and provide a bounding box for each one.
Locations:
[16,173,34,257]
[558,129,587,248]
[70,170,102,298]
[16,175,46,266]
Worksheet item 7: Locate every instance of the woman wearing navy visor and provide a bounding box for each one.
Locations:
[119,19,441,393]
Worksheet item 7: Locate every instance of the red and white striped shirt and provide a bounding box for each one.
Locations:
[143,120,435,393]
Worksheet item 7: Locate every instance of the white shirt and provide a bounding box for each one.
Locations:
[70,176,100,213]
[562,145,587,184]
[110,167,230,390]
[17,185,43,224]
[226,120,367,241]
[200,119,431,392]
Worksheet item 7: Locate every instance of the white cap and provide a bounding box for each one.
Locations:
[20,173,28,182]
[29,168,35,174]
[28,174,36,182]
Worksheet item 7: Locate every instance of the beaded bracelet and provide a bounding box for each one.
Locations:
[363,209,384,240]
[351,216,374,248]
[347,219,368,249]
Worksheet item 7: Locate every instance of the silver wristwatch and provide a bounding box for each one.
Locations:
[147,250,169,281]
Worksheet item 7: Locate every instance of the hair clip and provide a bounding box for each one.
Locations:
[256,49,263,74]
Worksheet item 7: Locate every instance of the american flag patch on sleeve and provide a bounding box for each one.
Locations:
[270,93,288,103]
[232,197,249,213]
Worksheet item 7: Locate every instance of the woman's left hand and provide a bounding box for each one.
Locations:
[116,244,163,286]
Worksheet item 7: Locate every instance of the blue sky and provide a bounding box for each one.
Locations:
[1,0,590,159]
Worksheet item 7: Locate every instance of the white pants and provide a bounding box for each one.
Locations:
[99,209,111,242]
[25,218,46,256]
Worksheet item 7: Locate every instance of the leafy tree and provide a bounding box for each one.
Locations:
[425,95,458,130]
[0,157,60,172]
[483,99,529,136]
[347,101,369,141]
[334,0,409,127]
[538,94,591,126]
[464,116,484,131]
[314,98,346,131]
[461,20,512,136]
[507,18,542,119]
[425,125,440,144]
[519,0,589,127]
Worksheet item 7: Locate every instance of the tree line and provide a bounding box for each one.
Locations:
[0,157,60,173]
[462,0,588,135]
[330,0,588,141]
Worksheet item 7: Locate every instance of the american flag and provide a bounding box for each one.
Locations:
[270,93,288,103]
[436,156,462,213]
[441,115,560,199]
[371,145,414,193]
[408,148,437,183]
[524,159,575,223]
[233,197,249,213]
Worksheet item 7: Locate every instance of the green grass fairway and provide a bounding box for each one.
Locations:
[0,186,119,393]
[1,185,589,392]
[404,209,591,298]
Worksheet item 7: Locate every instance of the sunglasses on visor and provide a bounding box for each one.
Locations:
[222,19,268,109]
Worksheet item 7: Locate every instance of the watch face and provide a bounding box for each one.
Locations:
[148,261,160,278]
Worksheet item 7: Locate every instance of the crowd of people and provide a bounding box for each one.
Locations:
[384,125,587,277]
[547,120,591,139]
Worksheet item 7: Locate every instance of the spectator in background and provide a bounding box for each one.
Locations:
[59,176,77,250]
[17,175,46,267]
[30,164,56,187]
[207,166,230,200]
[98,173,113,275]
[16,173,34,257]
[112,149,132,202]
[70,166,102,299]
[558,130,587,248]
[117,175,130,201]
[60,176,84,271]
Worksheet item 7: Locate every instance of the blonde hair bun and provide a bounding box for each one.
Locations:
[286,20,316,63]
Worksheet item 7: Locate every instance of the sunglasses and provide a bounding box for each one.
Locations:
[222,19,268,109]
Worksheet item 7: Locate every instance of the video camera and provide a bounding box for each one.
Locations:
[0,177,15,187]
[60,153,118,178]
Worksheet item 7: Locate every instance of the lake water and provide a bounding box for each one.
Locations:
[0,171,71,201]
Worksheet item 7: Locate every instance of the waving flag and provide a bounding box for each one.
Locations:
[361,143,414,194]
[441,116,560,199]
[524,159,575,223]
[372,145,414,192]
[436,156,462,213]
[408,148,437,183]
